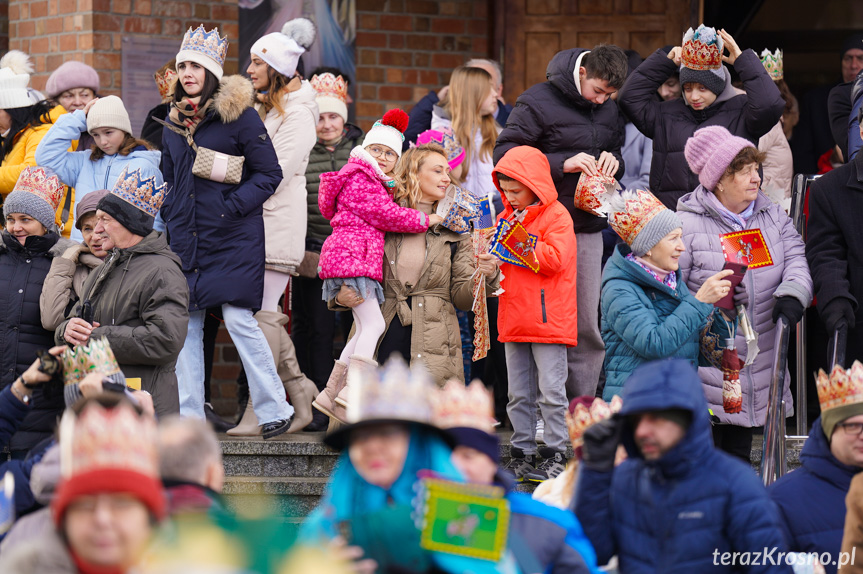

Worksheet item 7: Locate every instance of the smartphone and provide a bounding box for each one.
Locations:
[716,261,748,310]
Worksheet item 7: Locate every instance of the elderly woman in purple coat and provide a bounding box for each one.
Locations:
[677,125,812,463]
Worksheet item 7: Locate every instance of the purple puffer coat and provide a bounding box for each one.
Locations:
[677,187,812,427]
[318,149,429,282]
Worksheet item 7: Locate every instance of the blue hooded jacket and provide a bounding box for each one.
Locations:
[574,359,792,573]
[768,416,863,574]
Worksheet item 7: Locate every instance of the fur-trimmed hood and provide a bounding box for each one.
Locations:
[213,75,256,124]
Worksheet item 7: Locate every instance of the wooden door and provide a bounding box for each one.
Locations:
[494,0,703,104]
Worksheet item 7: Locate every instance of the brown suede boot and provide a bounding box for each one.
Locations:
[226,398,261,436]
[313,360,348,422]
[335,354,379,409]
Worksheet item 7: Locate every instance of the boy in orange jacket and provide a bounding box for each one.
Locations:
[493,146,578,483]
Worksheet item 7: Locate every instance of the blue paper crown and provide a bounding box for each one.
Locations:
[180,25,228,68]
[110,167,168,218]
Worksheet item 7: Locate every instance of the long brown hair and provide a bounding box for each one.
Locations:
[90,133,153,161]
[438,66,499,180]
[257,65,295,117]
[392,143,447,209]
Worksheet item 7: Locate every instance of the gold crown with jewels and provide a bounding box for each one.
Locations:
[62,337,122,386]
[608,189,666,247]
[567,396,622,449]
[180,25,228,68]
[760,48,783,81]
[110,166,168,218]
[432,379,496,433]
[12,166,64,211]
[682,25,723,71]
[816,361,863,412]
[310,72,348,103]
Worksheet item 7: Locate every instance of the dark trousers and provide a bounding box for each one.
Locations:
[377,302,412,365]
[292,275,338,390]
[202,308,221,403]
[712,424,757,464]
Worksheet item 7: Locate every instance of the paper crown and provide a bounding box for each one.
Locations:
[179,25,228,69]
[12,166,64,211]
[413,128,466,170]
[682,25,723,71]
[346,356,436,426]
[607,189,666,246]
[154,67,177,101]
[435,184,480,234]
[573,170,619,217]
[816,361,863,413]
[310,72,348,103]
[62,337,123,386]
[110,167,168,218]
[432,379,496,433]
[59,400,159,480]
[760,48,783,81]
[567,396,622,449]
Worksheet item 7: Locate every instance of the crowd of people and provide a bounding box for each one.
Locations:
[0,13,861,573]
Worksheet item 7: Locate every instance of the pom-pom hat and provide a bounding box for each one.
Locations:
[684,125,755,192]
[250,18,316,78]
[362,108,409,159]
[176,25,229,81]
[0,50,34,110]
[311,72,349,123]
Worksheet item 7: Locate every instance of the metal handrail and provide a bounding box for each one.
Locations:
[762,317,790,486]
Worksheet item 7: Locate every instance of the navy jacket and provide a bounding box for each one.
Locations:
[768,417,862,574]
[574,359,792,573]
[0,386,51,517]
[160,76,283,311]
[494,48,625,235]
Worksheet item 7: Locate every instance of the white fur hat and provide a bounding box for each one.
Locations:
[250,18,315,77]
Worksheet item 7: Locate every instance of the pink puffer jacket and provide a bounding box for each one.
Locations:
[318,150,429,282]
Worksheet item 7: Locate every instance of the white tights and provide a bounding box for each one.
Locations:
[339,298,386,362]
[262,270,290,313]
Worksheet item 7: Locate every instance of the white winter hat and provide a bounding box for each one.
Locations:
[362,109,409,159]
[176,25,228,81]
[250,18,316,77]
[87,95,132,136]
[0,50,34,110]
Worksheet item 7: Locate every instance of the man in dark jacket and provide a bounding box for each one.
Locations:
[574,359,792,573]
[57,174,189,416]
[494,45,628,400]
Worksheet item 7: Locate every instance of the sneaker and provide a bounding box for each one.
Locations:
[261,416,293,439]
[502,447,537,483]
[535,419,545,444]
[526,448,567,483]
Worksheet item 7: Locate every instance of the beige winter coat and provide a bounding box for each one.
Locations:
[758,120,793,205]
[256,80,318,274]
[39,243,103,330]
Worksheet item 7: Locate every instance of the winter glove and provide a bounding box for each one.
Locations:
[61,243,84,263]
[821,297,857,334]
[732,280,748,308]
[581,416,623,473]
[772,296,805,325]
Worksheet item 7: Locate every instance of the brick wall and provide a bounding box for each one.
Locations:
[9,0,239,95]
[354,0,491,131]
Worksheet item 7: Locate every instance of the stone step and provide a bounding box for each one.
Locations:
[222,476,328,518]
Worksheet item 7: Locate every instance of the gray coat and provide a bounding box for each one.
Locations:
[55,231,189,416]
[677,188,812,427]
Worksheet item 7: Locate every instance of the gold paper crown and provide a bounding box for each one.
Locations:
[310,72,348,103]
[816,361,863,412]
[566,396,622,449]
[432,379,496,433]
[760,48,783,81]
[12,166,64,211]
[682,25,723,71]
[111,166,168,218]
[154,67,177,101]
[180,25,228,68]
[59,401,158,479]
[346,356,435,425]
[62,337,122,386]
[607,189,666,246]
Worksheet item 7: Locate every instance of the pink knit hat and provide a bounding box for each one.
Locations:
[684,126,755,191]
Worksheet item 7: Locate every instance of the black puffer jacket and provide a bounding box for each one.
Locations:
[494,48,624,235]
[0,231,72,452]
[619,48,784,209]
[303,123,364,247]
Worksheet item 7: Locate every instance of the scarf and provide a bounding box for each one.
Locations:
[626,252,677,290]
[705,190,755,231]
[168,96,212,135]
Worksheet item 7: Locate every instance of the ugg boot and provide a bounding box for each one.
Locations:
[334,354,379,409]
[226,398,261,436]
[313,360,348,422]
[254,310,318,433]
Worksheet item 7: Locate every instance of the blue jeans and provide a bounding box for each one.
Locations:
[176,304,293,425]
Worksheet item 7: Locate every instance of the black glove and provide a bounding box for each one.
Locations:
[772,296,805,325]
[581,417,623,473]
[732,280,748,308]
[821,297,857,334]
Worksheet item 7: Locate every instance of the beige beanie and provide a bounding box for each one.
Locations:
[86,95,132,136]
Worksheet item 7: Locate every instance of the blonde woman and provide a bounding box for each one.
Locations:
[431,67,501,209]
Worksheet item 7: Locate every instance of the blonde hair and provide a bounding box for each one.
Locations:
[439,66,499,180]
[393,143,447,209]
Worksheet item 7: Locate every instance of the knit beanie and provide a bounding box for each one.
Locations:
[250,18,315,78]
[0,50,34,110]
[679,25,726,96]
[311,72,349,123]
[97,193,154,237]
[631,209,683,256]
[45,60,100,99]
[608,189,682,256]
[684,125,755,191]
[363,108,410,158]
[86,95,132,136]
[74,189,110,229]
[822,404,863,442]
[841,33,863,59]
[447,426,501,464]
[3,167,64,230]
[97,167,169,238]
[176,25,228,81]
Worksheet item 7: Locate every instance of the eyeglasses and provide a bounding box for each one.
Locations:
[366,146,398,162]
[836,422,863,436]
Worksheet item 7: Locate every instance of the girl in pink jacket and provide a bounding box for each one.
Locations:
[313,109,442,422]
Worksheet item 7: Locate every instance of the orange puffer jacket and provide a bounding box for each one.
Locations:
[493,146,578,346]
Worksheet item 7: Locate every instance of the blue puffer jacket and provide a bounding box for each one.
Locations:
[574,359,792,573]
[600,243,725,399]
[767,417,862,574]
